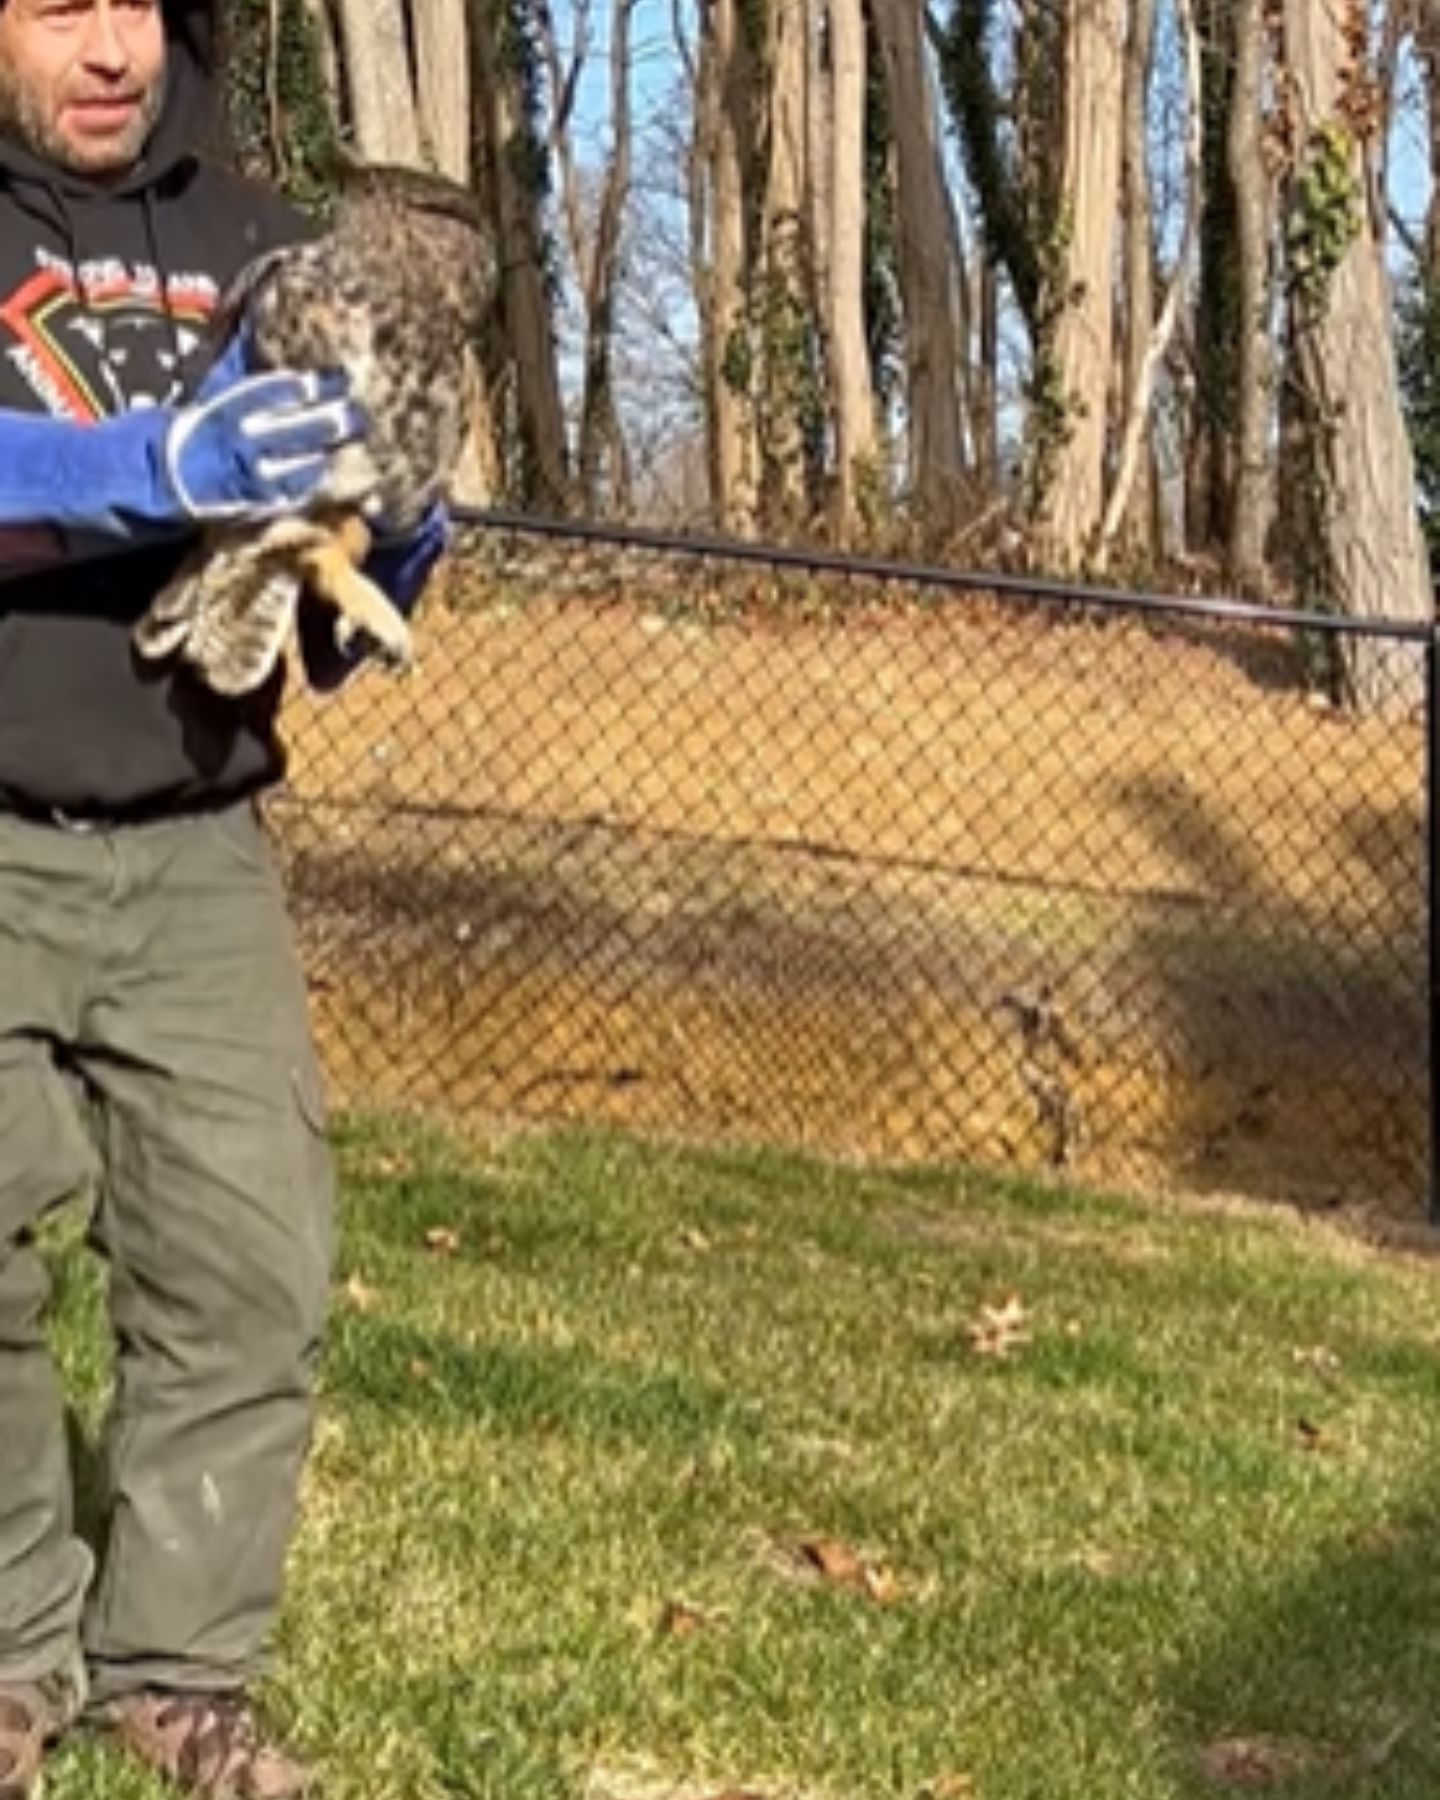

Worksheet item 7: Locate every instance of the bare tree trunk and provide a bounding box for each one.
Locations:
[414,0,471,180]
[541,0,590,285]
[693,0,759,532]
[300,0,342,122]
[938,148,979,488]
[1372,0,1408,239]
[1227,0,1275,591]
[975,259,1000,492]
[807,0,832,338]
[1185,0,1241,555]
[1282,0,1431,706]
[576,0,636,511]
[757,0,814,532]
[333,0,422,164]
[1097,0,1200,573]
[1117,0,1157,563]
[824,0,876,539]
[1420,3,1440,277]
[471,0,570,508]
[872,0,967,540]
[1035,0,1127,571]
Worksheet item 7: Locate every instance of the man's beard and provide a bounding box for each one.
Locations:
[0,64,164,176]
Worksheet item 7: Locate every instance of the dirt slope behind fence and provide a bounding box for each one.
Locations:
[272,538,1429,1216]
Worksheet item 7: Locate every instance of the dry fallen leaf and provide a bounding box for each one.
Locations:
[1074,1544,1132,1580]
[966,1294,1031,1358]
[424,1226,462,1255]
[1294,1416,1341,1454]
[1291,1346,1342,1383]
[342,1273,381,1312]
[583,1764,789,1800]
[677,1226,713,1253]
[1198,1735,1330,1786]
[408,1357,434,1382]
[920,1777,976,1800]
[794,1535,899,1603]
[860,1563,900,1604]
[355,1147,415,1180]
[657,1599,710,1639]
[798,1536,862,1582]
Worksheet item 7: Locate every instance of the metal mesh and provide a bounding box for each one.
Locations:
[269,523,1429,1213]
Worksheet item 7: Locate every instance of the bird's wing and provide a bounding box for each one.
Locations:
[182,549,303,696]
[133,522,308,696]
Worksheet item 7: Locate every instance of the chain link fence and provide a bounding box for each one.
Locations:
[269,520,1432,1215]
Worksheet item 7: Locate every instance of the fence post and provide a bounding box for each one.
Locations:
[1429,622,1440,1225]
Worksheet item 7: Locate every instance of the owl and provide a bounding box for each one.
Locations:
[134,162,495,696]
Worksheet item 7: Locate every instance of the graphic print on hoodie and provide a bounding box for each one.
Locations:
[0,0,316,817]
[0,247,217,419]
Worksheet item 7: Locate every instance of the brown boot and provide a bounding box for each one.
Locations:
[102,1691,311,1799]
[0,1681,70,1800]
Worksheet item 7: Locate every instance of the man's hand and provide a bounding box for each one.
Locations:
[0,341,369,541]
[163,366,367,522]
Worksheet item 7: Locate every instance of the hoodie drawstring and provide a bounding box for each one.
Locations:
[139,183,185,378]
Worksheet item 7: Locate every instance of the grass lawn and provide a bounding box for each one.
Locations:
[36,1118,1440,1798]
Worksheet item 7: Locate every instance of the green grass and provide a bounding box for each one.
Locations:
[35,1118,1440,1798]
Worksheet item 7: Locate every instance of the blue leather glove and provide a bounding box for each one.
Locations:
[303,502,451,692]
[165,366,365,522]
[365,504,451,613]
[0,349,366,536]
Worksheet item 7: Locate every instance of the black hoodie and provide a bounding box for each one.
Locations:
[0,0,314,817]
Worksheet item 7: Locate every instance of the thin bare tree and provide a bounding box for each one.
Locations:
[756,0,815,530]
[470,0,570,507]
[691,0,759,531]
[1226,0,1276,591]
[822,0,878,539]
[1113,0,1159,564]
[872,0,968,539]
[1097,0,1202,574]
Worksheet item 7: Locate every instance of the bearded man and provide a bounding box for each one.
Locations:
[0,0,446,1793]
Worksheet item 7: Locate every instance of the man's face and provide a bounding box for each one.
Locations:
[0,0,165,177]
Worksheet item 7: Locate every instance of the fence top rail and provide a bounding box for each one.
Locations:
[454,506,1439,647]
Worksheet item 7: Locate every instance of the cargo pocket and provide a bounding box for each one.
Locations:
[290,1054,337,1297]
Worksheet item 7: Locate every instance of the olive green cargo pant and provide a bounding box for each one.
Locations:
[0,801,334,1707]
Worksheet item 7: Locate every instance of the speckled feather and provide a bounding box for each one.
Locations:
[134,167,494,696]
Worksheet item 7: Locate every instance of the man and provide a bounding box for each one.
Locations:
[0,0,446,1791]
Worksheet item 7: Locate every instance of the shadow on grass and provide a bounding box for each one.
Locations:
[1164,1492,1440,1795]
[323,1309,753,1454]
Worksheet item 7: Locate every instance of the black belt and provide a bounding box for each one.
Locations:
[0,789,250,833]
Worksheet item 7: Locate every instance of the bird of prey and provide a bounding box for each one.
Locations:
[134,161,494,696]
